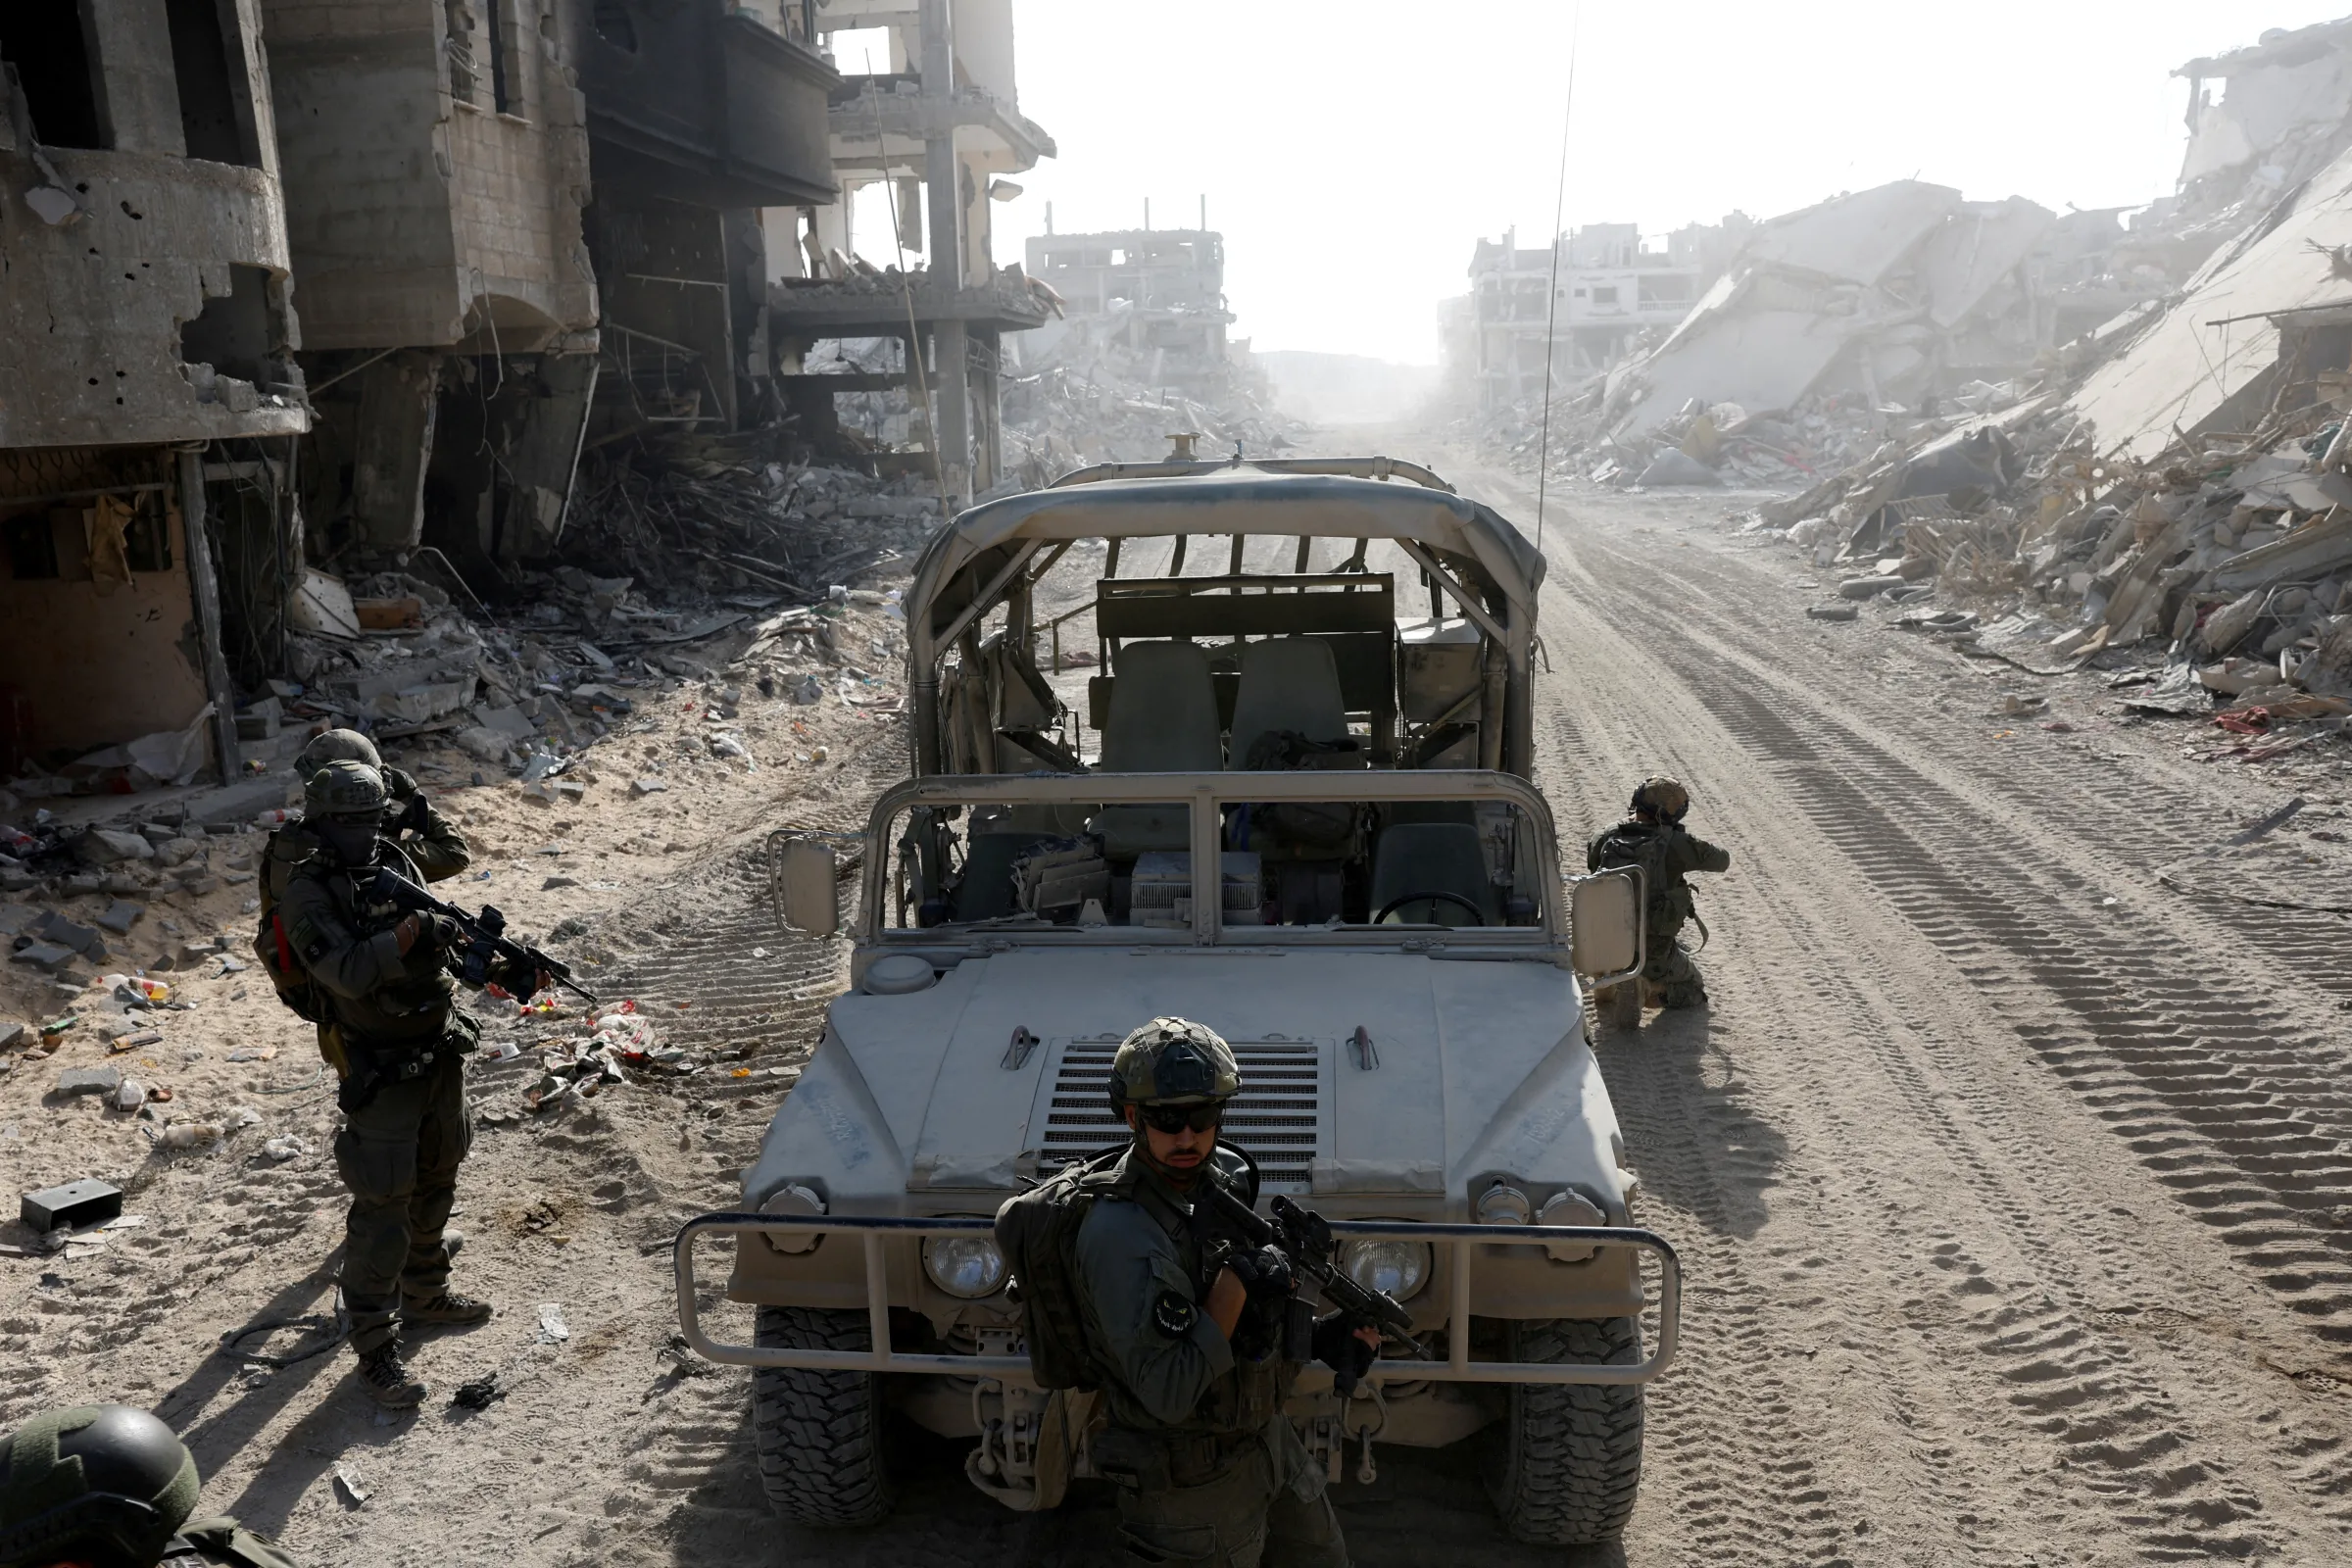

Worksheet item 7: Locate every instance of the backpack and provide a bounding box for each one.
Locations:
[1592,822,1693,939]
[995,1149,1131,1392]
[252,827,331,1024]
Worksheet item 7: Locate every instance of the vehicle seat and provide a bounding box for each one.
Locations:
[1228,638,1350,768]
[1369,822,1498,927]
[1101,640,1222,770]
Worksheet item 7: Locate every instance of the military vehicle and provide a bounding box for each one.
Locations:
[672,457,1681,1546]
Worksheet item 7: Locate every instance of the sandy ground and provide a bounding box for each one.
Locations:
[7,457,2352,1566]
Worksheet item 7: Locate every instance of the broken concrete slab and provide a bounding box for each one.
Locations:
[1636,449,1723,487]
[56,1066,122,1098]
[34,912,106,957]
[187,776,296,828]
[77,829,156,866]
[93,902,143,936]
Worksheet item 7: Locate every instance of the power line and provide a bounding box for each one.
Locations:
[1533,2,1583,579]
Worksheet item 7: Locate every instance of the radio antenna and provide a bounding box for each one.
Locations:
[1533,4,1583,572]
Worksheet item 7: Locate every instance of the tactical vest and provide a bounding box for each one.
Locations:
[996,1147,1289,1436]
[1593,821,1694,940]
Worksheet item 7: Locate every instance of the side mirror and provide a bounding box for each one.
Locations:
[1569,866,1643,985]
[771,837,841,938]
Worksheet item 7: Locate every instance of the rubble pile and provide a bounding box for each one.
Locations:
[563,429,942,598]
[997,306,1304,479]
[1741,375,2352,752]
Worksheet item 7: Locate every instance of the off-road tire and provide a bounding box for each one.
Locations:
[751,1305,894,1527]
[1484,1315,1643,1545]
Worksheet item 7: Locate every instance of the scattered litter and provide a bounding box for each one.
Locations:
[332,1461,371,1506]
[157,1123,221,1150]
[536,1302,570,1343]
[260,1135,309,1162]
[1805,604,1859,622]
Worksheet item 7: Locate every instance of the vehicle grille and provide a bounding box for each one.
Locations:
[1041,1037,1323,1190]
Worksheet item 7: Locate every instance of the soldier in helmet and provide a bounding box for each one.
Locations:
[1588,775,1731,1010]
[1071,1017,1372,1567]
[264,729,467,914]
[277,760,517,1408]
[0,1404,300,1566]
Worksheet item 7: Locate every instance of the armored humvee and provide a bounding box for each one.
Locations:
[672,457,1679,1547]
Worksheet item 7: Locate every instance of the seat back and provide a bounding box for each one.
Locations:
[1228,638,1348,768]
[1369,822,1498,927]
[1102,640,1222,771]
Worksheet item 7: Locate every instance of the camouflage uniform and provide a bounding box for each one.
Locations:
[1588,777,1731,1009]
[1075,1019,1348,1568]
[278,761,493,1403]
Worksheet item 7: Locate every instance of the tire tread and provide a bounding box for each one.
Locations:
[750,1304,894,1527]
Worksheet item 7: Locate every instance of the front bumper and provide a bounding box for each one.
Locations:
[674,1212,1682,1388]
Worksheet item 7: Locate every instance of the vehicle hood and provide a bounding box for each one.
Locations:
[742,949,1631,1217]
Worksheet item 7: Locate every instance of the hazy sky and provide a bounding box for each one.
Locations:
[941,0,2350,366]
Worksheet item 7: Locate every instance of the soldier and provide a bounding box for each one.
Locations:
[1588,775,1731,1010]
[278,760,514,1408]
[266,729,467,913]
[0,1404,300,1567]
[1072,1017,1374,1568]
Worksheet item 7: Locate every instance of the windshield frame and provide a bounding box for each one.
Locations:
[852,768,1567,953]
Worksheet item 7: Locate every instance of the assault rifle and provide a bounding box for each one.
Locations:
[368,865,600,1007]
[1200,1180,1430,1375]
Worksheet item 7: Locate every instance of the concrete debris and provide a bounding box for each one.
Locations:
[57,1066,122,1098]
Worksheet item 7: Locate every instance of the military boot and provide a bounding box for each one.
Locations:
[402,1291,493,1326]
[356,1344,426,1408]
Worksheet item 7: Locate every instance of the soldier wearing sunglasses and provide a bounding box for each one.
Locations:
[1071,1017,1375,1567]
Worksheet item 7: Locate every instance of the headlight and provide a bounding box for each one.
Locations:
[1538,1189,1605,1262]
[1340,1237,1431,1299]
[759,1183,824,1255]
[922,1234,1007,1298]
[1475,1183,1532,1226]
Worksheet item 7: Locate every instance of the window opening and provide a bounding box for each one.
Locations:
[483,0,511,112]
[0,0,109,149]
[164,0,255,165]
[593,0,637,52]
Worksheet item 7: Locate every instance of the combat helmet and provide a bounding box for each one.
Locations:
[0,1405,201,1568]
[304,760,388,820]
[1632,775,1690,822]
[294,726,381,778]
[1107,1016,1242,1111]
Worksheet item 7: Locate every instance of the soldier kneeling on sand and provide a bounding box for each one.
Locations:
[0,1404,301,1566]
[1589,775,1731,1011]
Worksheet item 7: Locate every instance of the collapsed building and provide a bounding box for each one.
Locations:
[1023,210,1236,392]
[0,0,306,788]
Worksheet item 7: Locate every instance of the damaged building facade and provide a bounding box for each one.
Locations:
[766,0,1054,505]
[0,0,306,784]
[1451,222,1738,412]
[1022,212,1237,393]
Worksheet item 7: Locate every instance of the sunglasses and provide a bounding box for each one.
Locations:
[1139,1102,1225,1135]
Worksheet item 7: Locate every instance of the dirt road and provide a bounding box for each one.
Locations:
[10,464,2352,1565]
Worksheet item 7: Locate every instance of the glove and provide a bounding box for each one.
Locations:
[1311,1313,1378,1396]
[416,912,467,956]
[1224,1245,1293,1306]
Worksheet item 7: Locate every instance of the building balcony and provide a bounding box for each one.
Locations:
[826,76,1054,177]
[582,1,840,207]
